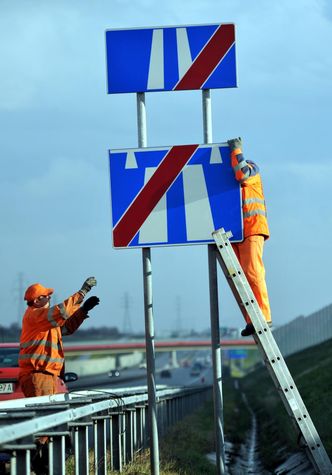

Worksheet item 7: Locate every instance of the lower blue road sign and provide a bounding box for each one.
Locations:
[109,142,243,248]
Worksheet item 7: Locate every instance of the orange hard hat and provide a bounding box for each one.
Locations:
[24,283,54,301]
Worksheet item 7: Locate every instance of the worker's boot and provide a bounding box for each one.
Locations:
[241,323,255,337]
[0,452,10,475]
[65,434,73,460]
[241,321,273,336]
[31,442,49,475]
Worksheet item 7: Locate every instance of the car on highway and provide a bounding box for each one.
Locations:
[108,369,120,377]
[160,369,172,378]
[0,343,77,401]
[190,362,203,377]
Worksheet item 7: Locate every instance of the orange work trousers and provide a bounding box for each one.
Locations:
[20,372,58,445]
[232,235,271,324]
[20,372,57,397]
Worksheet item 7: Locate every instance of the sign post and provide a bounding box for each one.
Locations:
[106,22,237,475]
[137,92,160,475]
[203,89,226,473]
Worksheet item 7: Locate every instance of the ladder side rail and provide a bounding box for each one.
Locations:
[254,338,330,475]
[253,341,315,431]
[213,229,332,474]
[215,241,323,442]
[215,234,321,423]
[214,248,279,352]
[214,252,252,322]
[253,342,298,420]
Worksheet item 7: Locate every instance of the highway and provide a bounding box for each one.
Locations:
[67,350,213,392]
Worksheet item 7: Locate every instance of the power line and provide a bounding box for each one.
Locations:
[14,272,26,326]
[122,291,133,335]
[175,295,182,333]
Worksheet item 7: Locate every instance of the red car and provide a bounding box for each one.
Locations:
[0,343,77,401]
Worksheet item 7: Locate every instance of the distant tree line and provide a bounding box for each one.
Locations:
[0,323,21,342]
[0,323,239,343]
[0,323,127,342]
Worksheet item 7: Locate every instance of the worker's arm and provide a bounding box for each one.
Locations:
[231,152,259,183]
[25,279,98,332]
[61,308,88,335]
[62,296,100,336]
[227,137,259,183]
[25,291,85,332]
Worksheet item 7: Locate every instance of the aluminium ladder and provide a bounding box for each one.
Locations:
[212,227,332,475]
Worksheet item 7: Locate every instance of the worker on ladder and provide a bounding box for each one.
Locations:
[228,137,272,336]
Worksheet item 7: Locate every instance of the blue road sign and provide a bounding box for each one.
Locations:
[109,143,243,248]
[229,350,248,360]
[105,23,237,94]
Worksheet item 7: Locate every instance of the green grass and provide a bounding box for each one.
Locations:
[65,337,332,473]
[239,337,332,468]
[156,402,216,475]
[63,402,217,475]
[104,381,252,474]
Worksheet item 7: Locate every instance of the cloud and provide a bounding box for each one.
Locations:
[1,0,332,331]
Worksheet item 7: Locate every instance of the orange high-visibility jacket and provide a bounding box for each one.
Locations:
[231,147,269,239]
[19,291,86,377]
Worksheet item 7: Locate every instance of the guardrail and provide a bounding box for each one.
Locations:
[0,386,211,474]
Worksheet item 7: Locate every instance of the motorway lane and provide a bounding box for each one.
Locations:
[67,351,213,392]
[156,365,213,388]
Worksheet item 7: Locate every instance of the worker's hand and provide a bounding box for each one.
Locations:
[227,137,242,151]
[82,296,100,312]
[80,276,97,295]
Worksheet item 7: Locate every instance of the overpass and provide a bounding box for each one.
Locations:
[63,339,257,375]
[63,338,256,356]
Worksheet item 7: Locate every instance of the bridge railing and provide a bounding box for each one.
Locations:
[0,386,211,474]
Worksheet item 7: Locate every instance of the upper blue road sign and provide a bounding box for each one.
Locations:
[109,143,243,248]
[105,23,237,94]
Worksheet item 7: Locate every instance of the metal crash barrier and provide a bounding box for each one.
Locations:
[0,386,211,474]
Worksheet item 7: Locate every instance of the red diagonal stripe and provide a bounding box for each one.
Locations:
[174,24,235,91]
[113,144,199,247]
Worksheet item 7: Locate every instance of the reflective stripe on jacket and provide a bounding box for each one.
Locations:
[231,148,269,239]
[19,291,85,377]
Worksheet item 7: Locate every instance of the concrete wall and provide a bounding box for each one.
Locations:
[66,351,143,376]
[273,302,332,357]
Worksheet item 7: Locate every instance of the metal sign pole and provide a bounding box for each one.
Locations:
[137,92,160,475]
[202,89,226,474]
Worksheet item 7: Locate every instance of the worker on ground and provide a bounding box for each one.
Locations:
[18,276,100,474]
[228,137,272,336]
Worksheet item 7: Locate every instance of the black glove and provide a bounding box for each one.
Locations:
[82,296,100,312]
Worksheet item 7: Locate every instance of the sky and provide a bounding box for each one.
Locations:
[1,0,331,335]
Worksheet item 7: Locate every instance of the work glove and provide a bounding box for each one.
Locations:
[80,276,97,296]
[82,296,100,312]
[227,137,242,152]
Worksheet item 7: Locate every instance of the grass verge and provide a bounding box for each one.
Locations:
[109,400,216,475]
[65,338,332,473]
[239,337,332,469]
[106,379,251,474]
